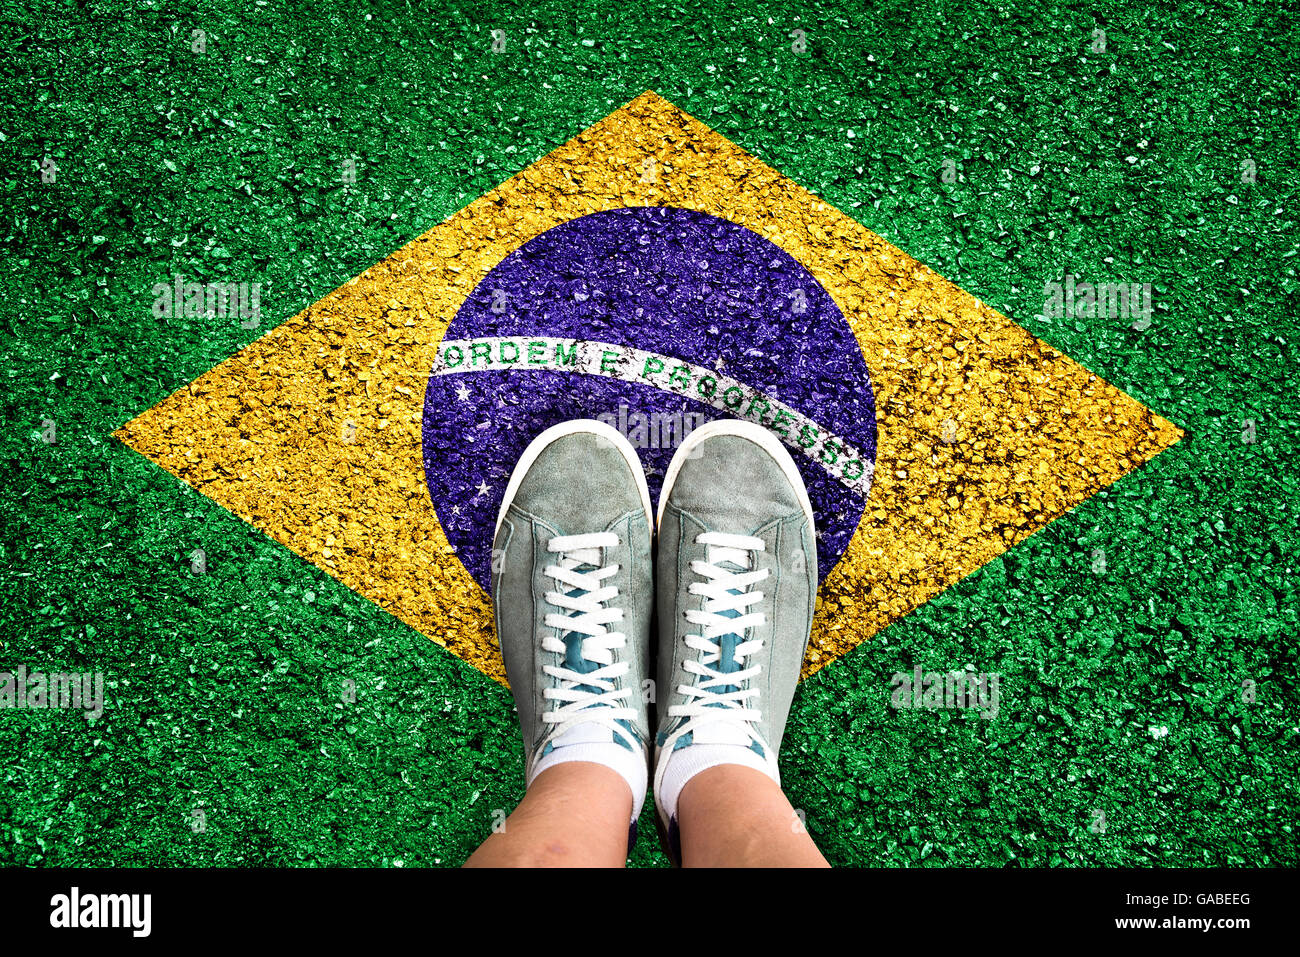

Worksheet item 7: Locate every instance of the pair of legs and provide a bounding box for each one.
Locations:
[466,418,828,867]
[466,763,826,867]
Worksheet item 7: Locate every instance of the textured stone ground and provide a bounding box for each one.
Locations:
[1,0,1295,866]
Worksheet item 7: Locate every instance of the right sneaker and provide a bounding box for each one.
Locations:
[651,419,818,859]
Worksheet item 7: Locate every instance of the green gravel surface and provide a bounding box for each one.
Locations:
[1,0,1296,866]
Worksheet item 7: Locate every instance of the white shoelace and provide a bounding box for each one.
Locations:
[540,532,638,751]
[662,531,770,752]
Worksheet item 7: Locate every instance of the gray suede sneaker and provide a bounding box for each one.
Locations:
[652,419,817,850]
[491,420,654,825]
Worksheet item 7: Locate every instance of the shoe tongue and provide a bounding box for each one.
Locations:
[559,630,591,672]
[706,544,751,573]
[695,543,756,748]
[551,569,616,748]
[693,629,752,746]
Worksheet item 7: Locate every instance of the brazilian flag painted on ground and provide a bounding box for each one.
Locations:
[2,1,1296,867]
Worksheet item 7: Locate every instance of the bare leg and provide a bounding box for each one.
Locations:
[676,765,829,867]
[464,762,633,868]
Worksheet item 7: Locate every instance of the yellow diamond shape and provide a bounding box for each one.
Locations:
[114,91,1182,683]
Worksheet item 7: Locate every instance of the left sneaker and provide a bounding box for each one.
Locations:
[491,419,655,826]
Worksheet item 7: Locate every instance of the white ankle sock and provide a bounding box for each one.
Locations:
[654,742,778,825]
[529,726,648,823]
